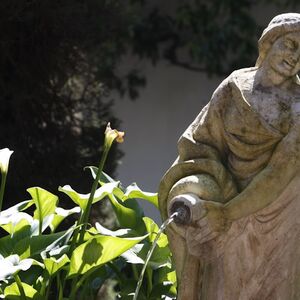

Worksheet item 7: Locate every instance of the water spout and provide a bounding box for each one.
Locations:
[133,212,178,300]
[168,193,204,226]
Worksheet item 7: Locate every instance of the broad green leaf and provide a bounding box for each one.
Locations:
[157,267,177,286]
[122,183,158,208]
[0,213,33,235]
[47,245,69,258]
[0,221,32,257]
[142,217,171,267]
[151,268,177,298]
[4,281,39,299]
[58,181,122,210]
[0,219,69,259]
[143,217,168,247]
[108,195,145,231]
[87,169,158,206]
[40,227,74,259]
[0,200,33,220]
[27,187,58,229]
[50,206,80,232]
[121,244,144,264]
[44,254,69,276]
[13,230,69,259]
[68,234,148,277]
[95,222,132,237]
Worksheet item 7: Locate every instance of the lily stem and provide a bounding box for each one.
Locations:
[0,172,7,212]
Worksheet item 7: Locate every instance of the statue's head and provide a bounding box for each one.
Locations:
[256,13,300,75]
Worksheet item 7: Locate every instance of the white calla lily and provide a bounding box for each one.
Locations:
[0,148,13,175]
[0,148,13,211]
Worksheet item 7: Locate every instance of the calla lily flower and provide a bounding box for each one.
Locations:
[0,148,13,175]
[104,123,125,146]
[0,254,43,281]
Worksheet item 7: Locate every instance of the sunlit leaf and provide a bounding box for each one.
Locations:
[0,213,33,235]
[40,227,74,259]
[122,183,158,208]
[58,182,122,210]
[142,217,171,268]
[0,200,33,220]
[143,217,168,247]
[47,245,69,258]
[95,222,132,237]
[44,254,69,276]
[4,281,39,299]
[50,206,80,232]
[27,187,58,231]
[0,222,67,260]
[68,234,148,277]
[0,221,32,257]
[121,244,144,264]
[109,195,145,231]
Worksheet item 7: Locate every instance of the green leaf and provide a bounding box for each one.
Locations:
[58,182,121,211]
[68,234,148,277]
[0,200,34,234]
[142,217,171,268]
[27,187,58,232]
[0,213,33,235]
[121,244,144,265]
[0,200,33,219]
[143,217,168,247]
[44,254,69,276]
[108,195,145,231]
[122,183,158,208]
[0,221,32,257]
[50,206,80,232]
[40,227,74,259]
[4,281,39,299]
[95,222,132,237]
[0,219,71,260]
[151,267,177,298]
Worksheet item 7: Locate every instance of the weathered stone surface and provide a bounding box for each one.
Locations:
[159,13,300,300]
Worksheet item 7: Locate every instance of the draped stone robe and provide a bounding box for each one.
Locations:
[159,68,300,300]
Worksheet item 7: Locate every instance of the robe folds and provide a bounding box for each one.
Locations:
[159,68,300,300]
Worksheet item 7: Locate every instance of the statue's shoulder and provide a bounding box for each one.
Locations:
[230,67,257,89]
[211,67,256,105]
[214,67,257,93]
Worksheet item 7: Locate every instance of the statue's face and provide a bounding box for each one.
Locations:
[265,31,300,78]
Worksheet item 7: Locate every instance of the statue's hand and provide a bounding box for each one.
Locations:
[186,201,230,245]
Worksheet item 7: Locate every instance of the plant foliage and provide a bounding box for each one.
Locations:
[0,127,176,299]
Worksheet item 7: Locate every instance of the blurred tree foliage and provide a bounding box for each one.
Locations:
[0,0,297,208]
[130,0,299,76]
[0,0,146,208]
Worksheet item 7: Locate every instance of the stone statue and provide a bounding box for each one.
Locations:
[159,13,300,300]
